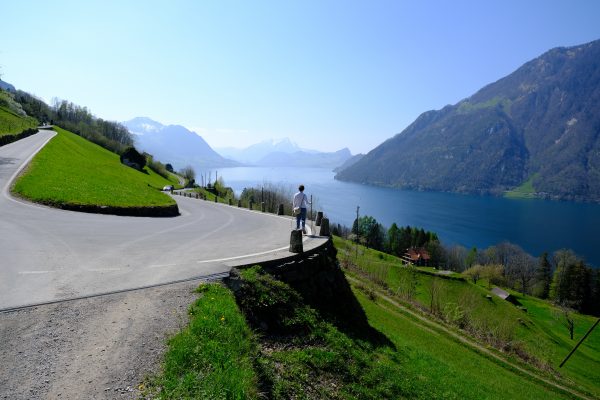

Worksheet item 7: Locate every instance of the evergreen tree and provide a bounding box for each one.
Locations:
[399,226,412,253]
[386,223,400,256]
[535,252,552,299]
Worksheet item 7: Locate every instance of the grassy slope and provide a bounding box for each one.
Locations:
[354,290,569,399]
[150,265,587,399]
[12,127,176,208]
[334,236,600,398]
[0,106,38,136]
[505,174,538,199]
[144,284,258,398]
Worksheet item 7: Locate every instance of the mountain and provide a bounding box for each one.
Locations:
[123,117,239,169]
[216,138,304,164]
[336,39,600,202]
[257,147,353,168]
[216,138,352,168]
[0,79,16,92]
[333,153,364,173]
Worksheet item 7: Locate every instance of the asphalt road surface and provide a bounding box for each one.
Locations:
[0,131,323,310]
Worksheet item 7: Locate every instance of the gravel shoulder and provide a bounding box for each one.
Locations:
[0,281,200,399]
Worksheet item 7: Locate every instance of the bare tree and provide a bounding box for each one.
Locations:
[555,304,576,340]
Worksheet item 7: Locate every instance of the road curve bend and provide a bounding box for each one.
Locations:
[0,131,326,310]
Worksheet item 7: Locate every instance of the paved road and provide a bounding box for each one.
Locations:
[0,131,324,310]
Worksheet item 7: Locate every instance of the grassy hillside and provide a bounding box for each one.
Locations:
[0,106,38,136]
[334,236,600,398]
[12,127,178,210]
[145,240,598,399]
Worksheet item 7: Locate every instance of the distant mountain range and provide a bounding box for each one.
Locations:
[216,139,354,168]
[123,117,239,169]
[336,39,600,202]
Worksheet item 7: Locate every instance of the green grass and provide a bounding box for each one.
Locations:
[334,236,600,398]
[0,106,38,136]
[505,174,538,199]
[151,263,589,399]
[144,284,258,399]
[354,290,571,399]
[12,126,176,208]
[192,187,234,204]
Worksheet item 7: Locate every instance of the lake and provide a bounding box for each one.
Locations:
[197,166,600,267]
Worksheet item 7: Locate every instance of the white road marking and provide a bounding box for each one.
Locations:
[18,270,54,275]
[87,267,122,272]
[148,263,177,268]
[196,245,291,264]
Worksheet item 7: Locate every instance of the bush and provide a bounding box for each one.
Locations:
[0,128,37,147]
[120,146,146,170]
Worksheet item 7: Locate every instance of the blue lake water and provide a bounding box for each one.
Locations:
[197,166,600,267]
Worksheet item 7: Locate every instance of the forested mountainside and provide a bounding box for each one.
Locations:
[336,39,600,202]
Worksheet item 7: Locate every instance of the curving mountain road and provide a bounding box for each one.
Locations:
[0,131,324,310]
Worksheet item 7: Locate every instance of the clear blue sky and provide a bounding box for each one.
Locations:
[2,0,600,153]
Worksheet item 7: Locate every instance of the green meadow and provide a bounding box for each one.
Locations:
[147,237,599,399]
[0,106,38,136]
[12,127,177,209]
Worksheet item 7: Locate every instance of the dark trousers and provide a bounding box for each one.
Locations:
[296,208,307,229]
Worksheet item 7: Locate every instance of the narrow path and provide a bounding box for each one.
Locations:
[346,275,593,400]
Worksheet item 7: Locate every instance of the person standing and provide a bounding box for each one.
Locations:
[292,184,310,233]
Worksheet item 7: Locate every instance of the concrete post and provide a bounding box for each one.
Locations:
[319,218,330,237]
[238,200,242,207]
[289,230,303,253]
[315,211,323,226]
[196,193,199,199]
[277,204,284,215]
[261,202,265,212]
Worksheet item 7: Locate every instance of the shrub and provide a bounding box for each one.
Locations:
[120,146,146,170]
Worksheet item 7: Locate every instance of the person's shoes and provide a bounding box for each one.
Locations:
[302,228,307,234]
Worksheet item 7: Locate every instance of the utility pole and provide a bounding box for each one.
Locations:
[355,205,360,260]
[310,195,313,233]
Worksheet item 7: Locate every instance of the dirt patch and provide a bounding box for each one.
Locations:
[0,281,200,400]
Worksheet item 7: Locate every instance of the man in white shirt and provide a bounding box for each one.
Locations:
[292,184,310,233]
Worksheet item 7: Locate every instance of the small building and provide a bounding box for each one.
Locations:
[402,247,431,266]
[490,287,520,305]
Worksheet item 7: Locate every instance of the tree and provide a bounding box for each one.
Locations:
[534,252,552,299]
[481,264,505,289]
[446,245,468,272]
[465,247,478,269]
[398,226,412,254]
[555,305,576,340]
[165,163,174,173]
[120,146,146,170]
[550,249,579,303]
[425,240,445,269]
[180,165,196,187]
[386,223,401,256]
[355,216,384,250]
[463,265,484,284]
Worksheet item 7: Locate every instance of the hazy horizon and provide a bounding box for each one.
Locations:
[2,1,600,154]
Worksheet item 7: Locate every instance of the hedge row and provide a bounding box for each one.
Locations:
[0,128,38,147]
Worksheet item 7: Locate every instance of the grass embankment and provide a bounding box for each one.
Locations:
[148,260,585,399]
[334,236,600,398]
[12,127,178,215]
[0,106,38,136]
